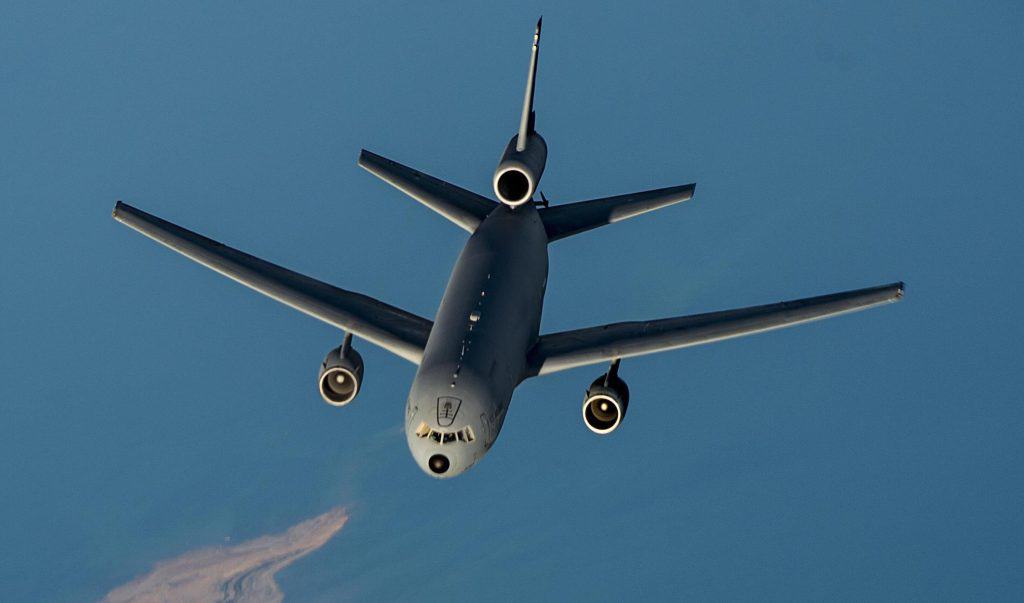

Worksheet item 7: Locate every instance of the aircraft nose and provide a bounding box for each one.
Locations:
[428,454,451,475]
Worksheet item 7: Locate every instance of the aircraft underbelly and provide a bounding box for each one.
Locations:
[407,206,548,449]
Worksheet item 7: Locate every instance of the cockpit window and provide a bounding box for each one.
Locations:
[416,422,475,444]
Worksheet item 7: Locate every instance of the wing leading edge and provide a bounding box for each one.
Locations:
[526,282,904,376]
[112,202,433,364]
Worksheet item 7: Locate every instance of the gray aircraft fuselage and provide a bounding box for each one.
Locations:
[405,204,548,478]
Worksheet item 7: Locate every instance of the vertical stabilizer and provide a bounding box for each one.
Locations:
[517,17,542,151]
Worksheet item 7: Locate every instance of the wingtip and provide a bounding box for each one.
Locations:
[112,200,125,220]
[673,182,697,202]
[357,148,386,170]
[895,281,905,299]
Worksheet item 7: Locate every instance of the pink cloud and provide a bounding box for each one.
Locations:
[103,507,348,603]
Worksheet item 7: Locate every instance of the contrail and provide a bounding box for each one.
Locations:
[102,507,348,603]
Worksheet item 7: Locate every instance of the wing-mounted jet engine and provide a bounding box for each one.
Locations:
[582,359,629,434]
[318,333,364,406]
[493,18,547,207]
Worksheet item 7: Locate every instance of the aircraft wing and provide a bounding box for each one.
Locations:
[112,202,433,364]
[526,282,904,376]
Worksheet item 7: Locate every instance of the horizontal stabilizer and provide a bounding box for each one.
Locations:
[539,183,696,242]
[359,150,496,232]
[526,282,904,376]
[112,202,433,364]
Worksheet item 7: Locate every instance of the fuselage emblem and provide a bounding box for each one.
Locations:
[437,396,462,426]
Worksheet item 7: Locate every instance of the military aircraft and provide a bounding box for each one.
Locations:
[112,19,903,478]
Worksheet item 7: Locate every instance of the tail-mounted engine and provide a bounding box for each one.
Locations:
[493,132,548,207]
[318,333,364,406]
[493,18,547,208]
[582,359,629,434]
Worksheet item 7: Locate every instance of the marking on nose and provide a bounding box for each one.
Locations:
[437,397,462,427]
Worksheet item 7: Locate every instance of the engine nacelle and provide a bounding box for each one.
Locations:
[318,340,364,407]
[492,132,548,207]
[582,372,630,435]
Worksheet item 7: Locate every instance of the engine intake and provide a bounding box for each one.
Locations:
[492,132,547,206]
[582,366,629,435]
[318,336,364,406]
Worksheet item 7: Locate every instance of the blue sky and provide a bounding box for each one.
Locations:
[2,1,1022,600]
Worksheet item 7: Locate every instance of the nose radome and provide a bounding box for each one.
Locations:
[428,454,450,475]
